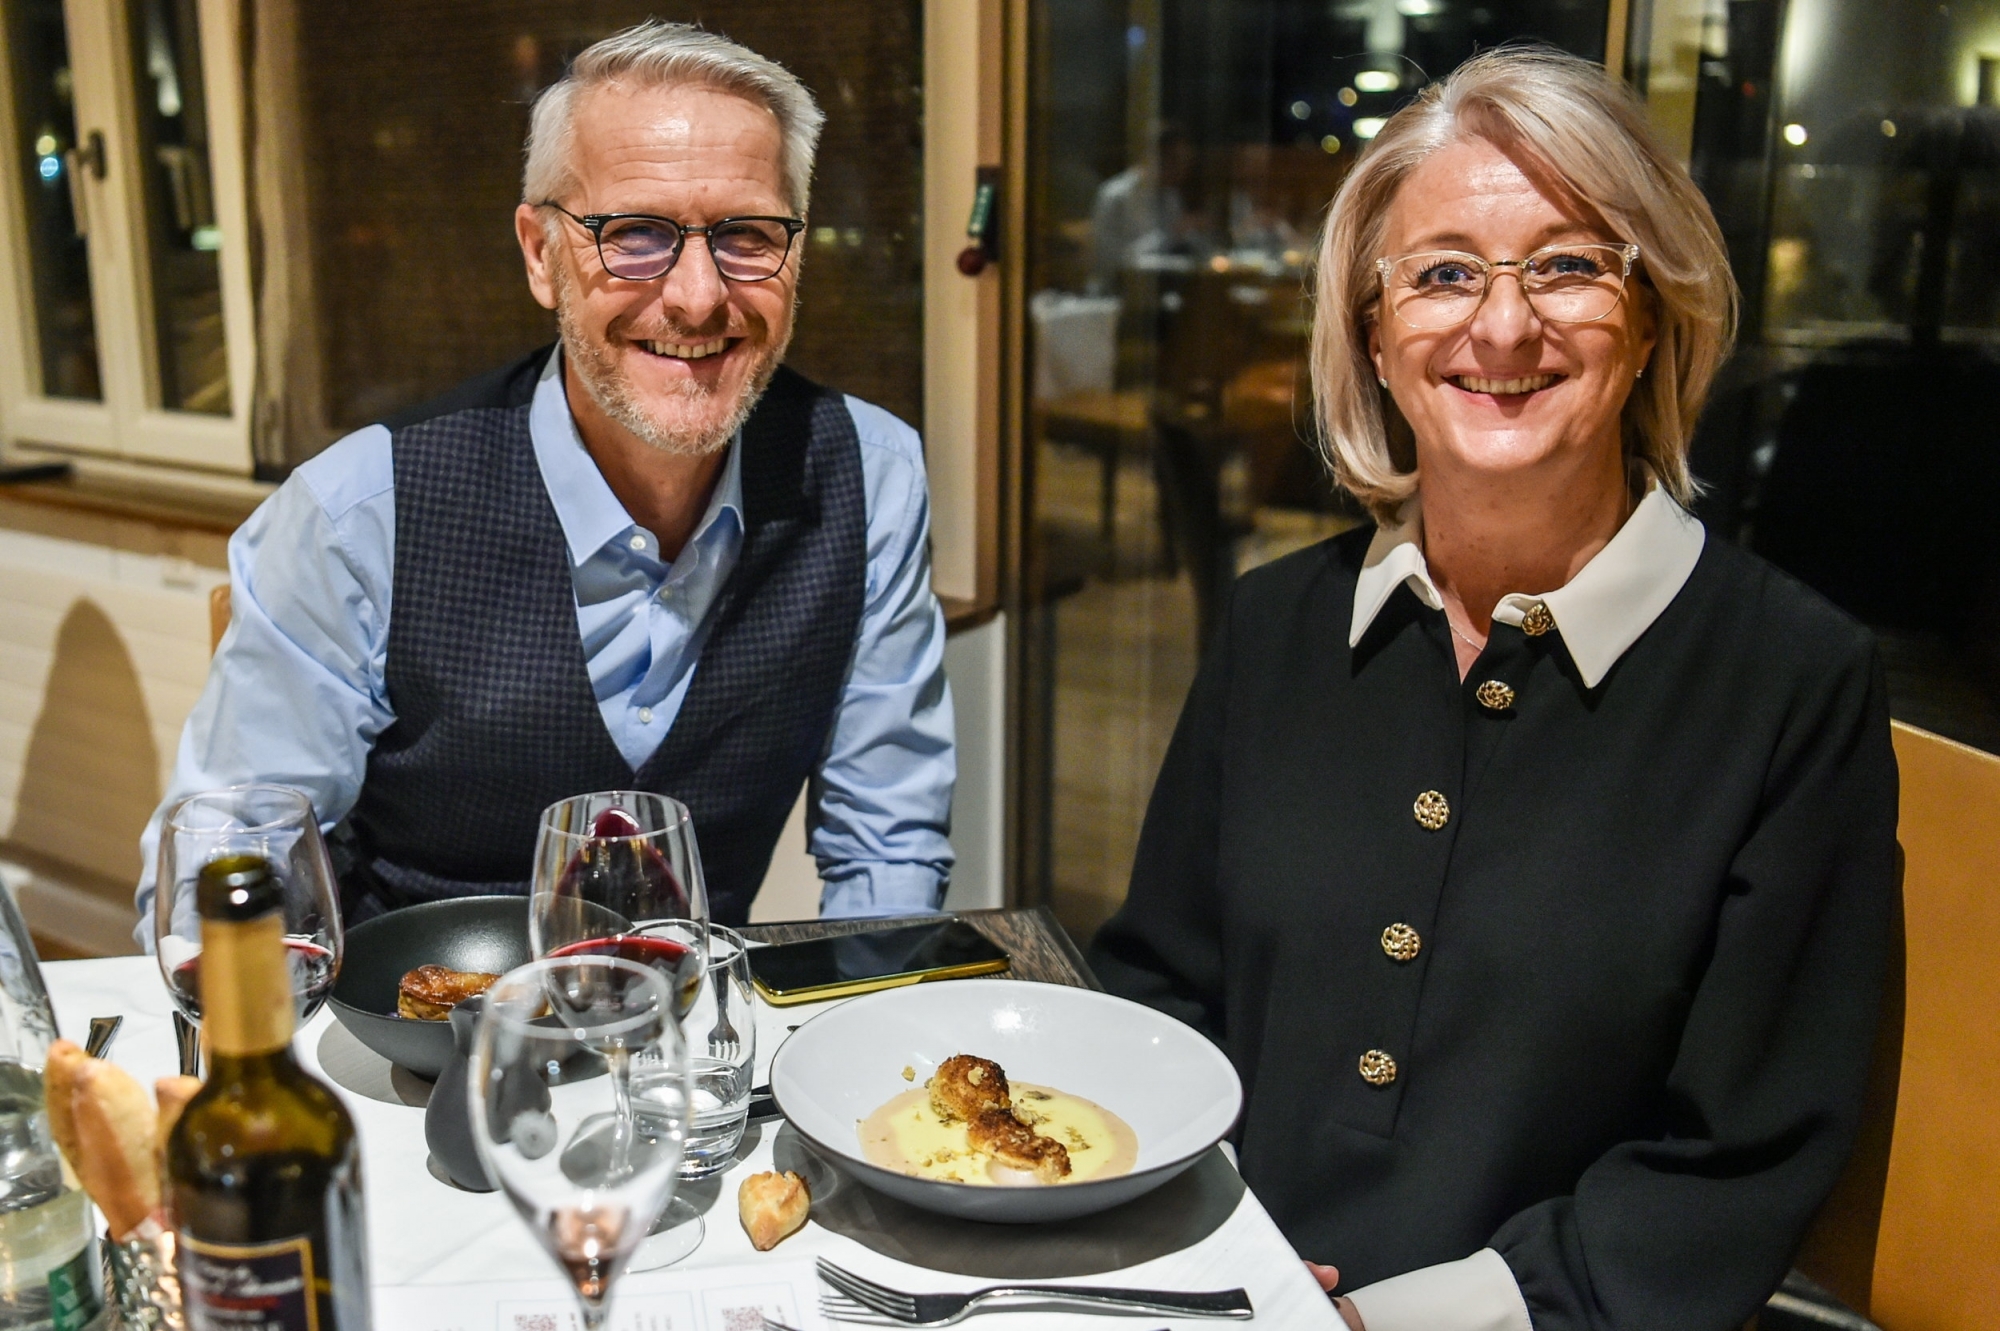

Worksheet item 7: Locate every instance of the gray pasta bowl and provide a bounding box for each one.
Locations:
[327,895,532,1079]
[770,978,1242,1223]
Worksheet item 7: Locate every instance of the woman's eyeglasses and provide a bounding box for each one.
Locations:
[1375,242,1640,329]
[541,202,806,283]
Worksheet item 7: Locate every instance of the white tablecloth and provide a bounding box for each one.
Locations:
[45,956,1337,1329]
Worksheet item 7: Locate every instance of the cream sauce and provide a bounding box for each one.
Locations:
[858,1083,1139,1186]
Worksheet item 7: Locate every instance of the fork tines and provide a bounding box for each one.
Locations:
[815,1259,918,1319]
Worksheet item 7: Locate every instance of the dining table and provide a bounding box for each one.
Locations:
[46,906,1341,1330]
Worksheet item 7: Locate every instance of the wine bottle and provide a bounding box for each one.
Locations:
[166,855,370,1331]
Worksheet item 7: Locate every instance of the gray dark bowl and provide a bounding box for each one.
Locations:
[328,895,531,1079]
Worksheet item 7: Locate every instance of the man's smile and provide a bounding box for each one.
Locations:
[636,336,733,361]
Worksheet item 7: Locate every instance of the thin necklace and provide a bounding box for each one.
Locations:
[1443,608,1485,652]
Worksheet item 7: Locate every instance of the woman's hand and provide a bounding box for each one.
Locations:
[1304,1263,1367,1330]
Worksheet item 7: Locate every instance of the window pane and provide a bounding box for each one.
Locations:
[1688,0,2000,753]
[1021,0,1610,938]
[126,0,229,414]
[5,0,102,401]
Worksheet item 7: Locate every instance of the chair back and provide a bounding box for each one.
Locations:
[208,583,231,655]
[1794,720,2000,1329]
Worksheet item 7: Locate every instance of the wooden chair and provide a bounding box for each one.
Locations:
[1790,720,2000,1329]
[208,582,231,654]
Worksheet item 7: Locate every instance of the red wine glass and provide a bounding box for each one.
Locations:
[153,784,345,1027]
[528,792,711,1022]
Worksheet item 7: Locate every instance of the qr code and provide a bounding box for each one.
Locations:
[512,1315,560,1331]
[717,1308,767,1331]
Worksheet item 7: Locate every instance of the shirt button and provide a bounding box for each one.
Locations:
[1521,602,1555,636]
[1475,679,1515,711]
[1381,923,1422,961]
[637,707,654,724]
[628,533,647,551]
[1413,790,1451,830]
[1358,1050,1398,1086]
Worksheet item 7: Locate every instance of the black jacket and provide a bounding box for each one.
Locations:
[1090,524,1897,1331]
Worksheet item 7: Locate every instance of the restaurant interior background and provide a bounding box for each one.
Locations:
[0,0,1996,956]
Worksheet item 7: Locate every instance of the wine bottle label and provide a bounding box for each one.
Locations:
[201,913,295,1056]
[177,1233,319,1331]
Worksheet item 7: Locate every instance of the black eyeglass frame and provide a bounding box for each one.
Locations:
[539,201,807,283]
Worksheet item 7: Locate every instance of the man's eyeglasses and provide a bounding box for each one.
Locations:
[1375,242,1640,330]
[540,202,806,283]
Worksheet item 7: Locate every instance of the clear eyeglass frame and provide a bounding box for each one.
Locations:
[540,202,805,283]
[1375,241,1641,329]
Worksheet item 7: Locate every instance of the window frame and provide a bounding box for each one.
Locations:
[0,0,255,475]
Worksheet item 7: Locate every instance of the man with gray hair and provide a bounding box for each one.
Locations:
[133,22,954,930]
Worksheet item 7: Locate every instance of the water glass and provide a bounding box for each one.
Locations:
[675,925,756,1179]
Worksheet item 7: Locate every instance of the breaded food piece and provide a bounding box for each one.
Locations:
[968,1108,1071,1184]
[66,1056,159,1237]
[737,1170,811,1251]
[154,1076,203,1172]
[928,1054,1011,1122]
[398,964,500,1020]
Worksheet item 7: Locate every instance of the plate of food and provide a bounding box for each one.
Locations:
[770,978,1241,1223]
[327,895,529,1077]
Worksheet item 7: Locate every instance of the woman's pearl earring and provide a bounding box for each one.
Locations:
[1378,376,1389,388]
[1635,365,1646,380]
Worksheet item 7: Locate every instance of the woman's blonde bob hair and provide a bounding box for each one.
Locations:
[1311,46,1737,522]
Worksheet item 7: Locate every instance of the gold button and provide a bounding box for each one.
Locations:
[1521,603,1555,636]
[1358,1049,1398,1086]
[1381,923,1421,961]
[1475,679,1515,711]
[1413,790,1451,830]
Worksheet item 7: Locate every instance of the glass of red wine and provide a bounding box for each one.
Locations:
[528,791,711,1265]
[154,784,344,1028]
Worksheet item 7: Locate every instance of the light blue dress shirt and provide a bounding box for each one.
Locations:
[134,351,954,940]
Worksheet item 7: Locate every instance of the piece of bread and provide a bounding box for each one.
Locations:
[43,1040,88,1168]
[928,1054,1011,1122]
[737,1170,810,1251]
[154,1076,203,1172]
[66,1057,159,1238]
[397,964,500,1020]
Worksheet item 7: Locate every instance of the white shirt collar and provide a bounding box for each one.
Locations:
[1348,482,1707,688]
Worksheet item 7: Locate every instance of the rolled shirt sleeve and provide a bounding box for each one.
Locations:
[133,426,397,944]
[1346,1250,1533,1331]
[810,398,956,917]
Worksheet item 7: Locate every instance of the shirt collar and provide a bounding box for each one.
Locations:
[528,347,745,567]
[1348,481,1707,688]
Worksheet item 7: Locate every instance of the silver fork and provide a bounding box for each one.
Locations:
[815,1257,1254,1325]
[705,961,741,1061]
[84,1016,122,1058]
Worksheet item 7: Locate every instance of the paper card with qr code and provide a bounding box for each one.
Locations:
[372,1261,824,1331]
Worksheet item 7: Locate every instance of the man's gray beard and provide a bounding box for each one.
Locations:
[552,261,788,457]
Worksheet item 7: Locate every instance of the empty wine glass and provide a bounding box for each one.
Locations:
[154,785,343,1029]
[529,792,710,1020]
[469,956,691,1331]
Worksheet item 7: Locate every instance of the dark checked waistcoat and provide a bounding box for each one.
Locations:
[337,346,867,927]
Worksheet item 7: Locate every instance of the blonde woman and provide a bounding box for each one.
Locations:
[1091,47,1896,1331]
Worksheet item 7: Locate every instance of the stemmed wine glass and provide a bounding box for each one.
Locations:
[469,956,691,1331]
[529,790,711,1264]
[154,785,344,1034]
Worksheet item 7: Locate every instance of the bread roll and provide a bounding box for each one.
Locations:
[737,1170,810,1251]
[67,1057,159,1238]
[154,1076,203,1171]
[42,1040,88,1168]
